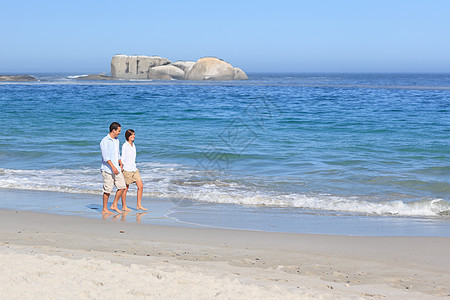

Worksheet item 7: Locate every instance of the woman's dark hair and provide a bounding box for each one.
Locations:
[109,122,121,132]
[125,129,135,141]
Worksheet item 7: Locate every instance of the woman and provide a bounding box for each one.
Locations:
[121,129,147,211]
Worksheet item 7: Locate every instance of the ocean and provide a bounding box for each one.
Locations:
[1,73,449,236]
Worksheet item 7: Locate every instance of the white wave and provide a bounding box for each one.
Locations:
[66,75,89,79]
[0,165,449,217]
[0,168,101,195]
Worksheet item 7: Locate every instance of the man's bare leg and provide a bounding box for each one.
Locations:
[121,185,132,211]
[110,189,124,213]
[102,193,114,215]
[136,180,147,210]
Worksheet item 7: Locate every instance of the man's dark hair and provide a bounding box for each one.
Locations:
[109,122,121,132]
[125,129,135,141]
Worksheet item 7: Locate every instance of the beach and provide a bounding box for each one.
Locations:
[1,207,449,299]
[1,74,449,298]
[2,0,450,297]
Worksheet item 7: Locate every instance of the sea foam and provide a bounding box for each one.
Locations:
[1,164,448,217]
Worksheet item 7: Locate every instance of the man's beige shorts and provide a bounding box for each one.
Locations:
[123,169,142,185]
[102,171,126,194]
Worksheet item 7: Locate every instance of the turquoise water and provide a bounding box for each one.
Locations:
[1,73,449,235]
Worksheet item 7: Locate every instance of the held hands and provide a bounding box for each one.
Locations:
[112,166,119,175]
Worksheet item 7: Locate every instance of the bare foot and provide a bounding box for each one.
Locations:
[110,206,122,214]
[102,209,115,215]
[122,206,132,212]
[137,206,148,211]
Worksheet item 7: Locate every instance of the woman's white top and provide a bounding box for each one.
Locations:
[122,142,137,172]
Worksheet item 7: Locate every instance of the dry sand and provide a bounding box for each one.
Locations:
[0,209,449,299]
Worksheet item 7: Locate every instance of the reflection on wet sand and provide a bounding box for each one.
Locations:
[102,211,147,223]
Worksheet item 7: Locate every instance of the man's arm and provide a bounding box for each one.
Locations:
[107,160,119,175]
[101,138,119,175]
[100,138,112,162]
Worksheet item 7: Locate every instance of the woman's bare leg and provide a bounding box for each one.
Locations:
[121,185,132,211]
[136,180,147,210]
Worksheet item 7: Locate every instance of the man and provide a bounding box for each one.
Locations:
[100,122,126,214]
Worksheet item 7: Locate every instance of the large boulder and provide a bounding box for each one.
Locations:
[111,55,171,79]
[233,67,248,80]
[172,61,195,77]
[186,57,236,81]
[147,65,185,80]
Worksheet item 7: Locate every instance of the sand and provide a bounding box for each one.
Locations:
[0,209,449,299]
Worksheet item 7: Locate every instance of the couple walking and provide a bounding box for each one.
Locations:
[100,122,147,214]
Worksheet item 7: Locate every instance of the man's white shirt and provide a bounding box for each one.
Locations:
[100,134,121,174]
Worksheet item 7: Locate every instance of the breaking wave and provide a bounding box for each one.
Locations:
[0,164,449,217]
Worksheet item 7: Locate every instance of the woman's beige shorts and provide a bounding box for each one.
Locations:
[123,169,142,185]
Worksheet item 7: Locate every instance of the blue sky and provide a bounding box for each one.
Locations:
[1,0,450,73]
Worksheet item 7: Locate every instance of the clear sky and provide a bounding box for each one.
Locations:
[1,0,450,73]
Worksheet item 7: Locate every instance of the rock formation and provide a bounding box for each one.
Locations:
[171,61,195,76]
[0,75,37,81]
[73,74,113,80]
[233,67,248,80]
[186,57,235,80]
[147,65,185,80]
[111,55,171,79]
[111,55,247,81]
